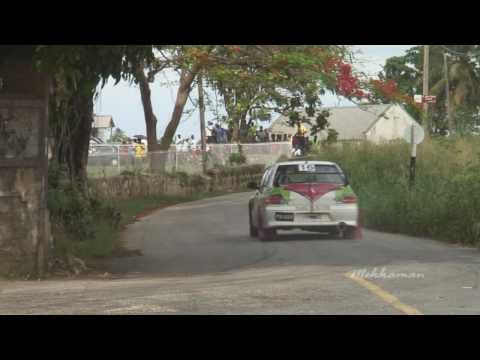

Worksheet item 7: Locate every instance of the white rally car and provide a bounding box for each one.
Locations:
[248,160,361,241]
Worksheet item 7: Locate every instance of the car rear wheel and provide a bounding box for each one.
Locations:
[259,227,277,241]
[258,216,277,241]
[249,207,258,238]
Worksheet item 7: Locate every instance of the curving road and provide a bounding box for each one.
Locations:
[1,192,480,314]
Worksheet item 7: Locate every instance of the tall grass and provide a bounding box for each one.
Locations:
[310,136,480,246]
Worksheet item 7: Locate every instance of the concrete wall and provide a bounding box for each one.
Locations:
[0,168,45,274]
[0,59,50,277]
[89,167,264,202]
[149,143,292,174]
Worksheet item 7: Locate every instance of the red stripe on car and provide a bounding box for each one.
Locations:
[283,183,340,202]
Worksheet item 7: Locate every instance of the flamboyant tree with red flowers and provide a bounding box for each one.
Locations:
[132,45,418,149]
[203,46,416,142]
[323,54,419,106]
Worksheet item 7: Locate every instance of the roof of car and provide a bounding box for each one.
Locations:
[275,160,337,166]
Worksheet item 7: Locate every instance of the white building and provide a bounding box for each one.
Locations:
[269,104,421,144]
[92,115,115,143]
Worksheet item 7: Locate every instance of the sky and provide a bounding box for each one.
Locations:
[93,45,415,139]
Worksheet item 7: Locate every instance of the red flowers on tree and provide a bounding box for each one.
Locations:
[322,55,415,106]
[337,63,360,97]
[323,56,365,99]
[370,79,397,97]
[369,79,419,107]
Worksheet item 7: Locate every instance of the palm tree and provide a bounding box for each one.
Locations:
[380,45,480,134]
[429,45,480,132]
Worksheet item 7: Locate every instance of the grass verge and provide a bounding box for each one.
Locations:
[309,136,480,247]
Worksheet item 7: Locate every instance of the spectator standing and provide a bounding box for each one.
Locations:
[210,123,217,144]
[215,124,223,144]
[221,126,228,143]
[175,134,183,145]
[215,124,228,144]
[256,126,269,143]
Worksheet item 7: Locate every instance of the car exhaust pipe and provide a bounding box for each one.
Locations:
[337,222,347,238]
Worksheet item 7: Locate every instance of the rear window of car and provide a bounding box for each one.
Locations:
[274,164,345,186]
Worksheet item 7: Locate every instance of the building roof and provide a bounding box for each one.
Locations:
[269,104,393,141]
[93,115,115,129]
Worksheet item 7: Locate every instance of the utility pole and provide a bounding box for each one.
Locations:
[197,72,207,173]
[443,52,453,133]
[422,45,430,135]
[409,124,416,188]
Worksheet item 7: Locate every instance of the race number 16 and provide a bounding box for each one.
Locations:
[298,164,316,172]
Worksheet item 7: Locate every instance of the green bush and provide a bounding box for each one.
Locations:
[228,152,247,166]
[311,137,480,246]
[47,162,122,258]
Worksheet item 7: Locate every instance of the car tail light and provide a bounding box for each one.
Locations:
[341,195,358,204]
[264,194,286,205]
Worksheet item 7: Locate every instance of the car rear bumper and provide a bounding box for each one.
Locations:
[262,206,358,229]
[265,220,358,230]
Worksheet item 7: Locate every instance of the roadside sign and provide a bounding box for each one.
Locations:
[423,95,436,104]
[414,95,436,104]
[403,123,425,145]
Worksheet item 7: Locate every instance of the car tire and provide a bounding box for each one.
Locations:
[258,216,277,241]
[259,227,276,241]
[249,207,258,238]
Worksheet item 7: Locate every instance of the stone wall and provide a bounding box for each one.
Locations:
[89,166,265,201]
[0,168,51,275]
[0,57,50,277]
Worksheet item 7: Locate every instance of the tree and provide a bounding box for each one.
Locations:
[430,46,480,132]
[129,46,214,152]
[158,46,214,150]
[379,45,480,133]
[109,128,129,143]
[35,45,156,187]
[206,45,362,142]
[136,45,402,154]
[130,48,168,151]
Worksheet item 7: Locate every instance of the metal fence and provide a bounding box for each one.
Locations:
[87,142,292,177]
[87,144,149,177]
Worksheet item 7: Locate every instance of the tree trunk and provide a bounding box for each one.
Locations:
[239,112,248,142]
[69,91,94,189]
[49,78,95,192]
[159,67,199,150]
[222,91,242,143]
[136,63,159,151]
[232,117,240,143]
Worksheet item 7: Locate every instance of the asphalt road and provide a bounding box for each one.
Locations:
[1,192,480,314]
